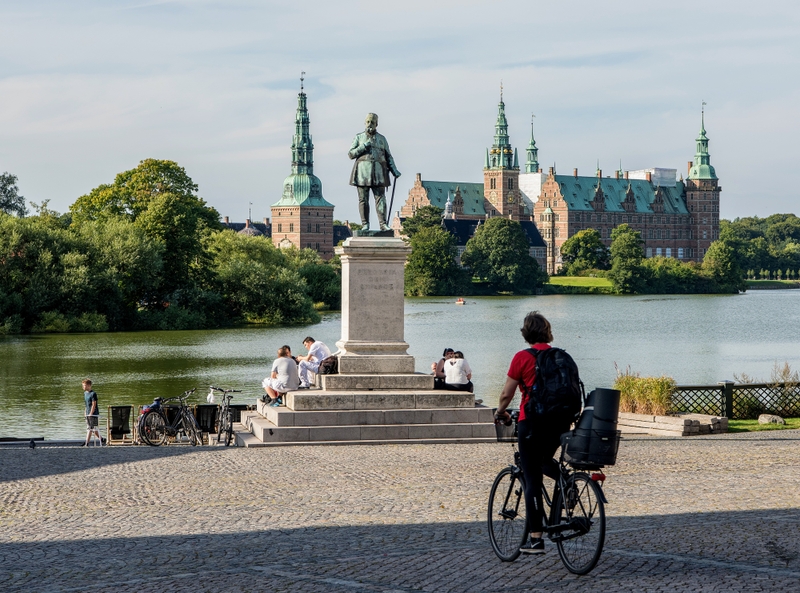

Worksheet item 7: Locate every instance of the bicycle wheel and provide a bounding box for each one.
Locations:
[553,473,605,575]
[217,406,230,445]
[182,410,203,446]
[140,411,167,446]
[488,467,527,562]
[224,411,234,446]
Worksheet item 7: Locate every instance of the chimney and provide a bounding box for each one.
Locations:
[624,171,629,180]
[615,170,620,180]
[245,219,251,228]
[687,161,692,175]
[263,217,270,226]
[415,173,422,182]
[573,168,578,178]
[223,216,229,224]
[646,172,652,182]
[548,166,554,176]
[597,169,602,178]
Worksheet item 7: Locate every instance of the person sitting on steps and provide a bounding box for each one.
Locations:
[262,346,300,406]
[443,350,473,392]
[431,348,454,389]
[296,336,332,389]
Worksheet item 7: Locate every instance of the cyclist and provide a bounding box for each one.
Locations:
[494,311,571,555]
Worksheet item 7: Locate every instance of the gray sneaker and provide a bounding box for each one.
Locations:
[520,537,545,555]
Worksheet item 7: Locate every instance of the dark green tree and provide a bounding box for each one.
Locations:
[405,226,470,296]
[461,217,546,293]
[609,224,645,294]
[559,228,610,275]
[703,239,747,293]
[0,172,26,217]
[401,205,443,237]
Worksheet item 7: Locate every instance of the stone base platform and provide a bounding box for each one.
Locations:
[319,373,434,391]
[287,389,473,411]
[236,394,496,447]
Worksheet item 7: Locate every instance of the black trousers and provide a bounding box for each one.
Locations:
[517,417,570,533]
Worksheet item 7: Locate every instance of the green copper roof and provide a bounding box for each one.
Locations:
[687,109,717,180]
[421,181,486,216]
[272,83,333,208]
[525,121,539,173]
[486,93,518,170]
[552,175,689,215]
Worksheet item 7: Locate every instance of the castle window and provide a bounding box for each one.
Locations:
[678,248,684,259]
[278,223,282,232]
[703,230,708,239]
[316,223,320,233]
[290,223,294,232]
[656,248,663,257]
[490,178,496,189]
[507,178,513,190]
[646,248,653,257]
[316,243,320,250]
[648,229,654,239]
[307,223,312,232]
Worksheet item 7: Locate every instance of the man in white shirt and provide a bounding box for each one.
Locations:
[296,336,332,388]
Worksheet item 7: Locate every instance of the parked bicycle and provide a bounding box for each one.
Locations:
[488,410,609,575]
[137,389,204,447]
[209,385,240,446]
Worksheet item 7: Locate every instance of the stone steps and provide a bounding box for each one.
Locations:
[257,399,493,427]
[235,435,497,448]
[286,389,474,411]
[240,409,496,446]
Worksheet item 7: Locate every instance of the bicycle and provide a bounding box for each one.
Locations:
[488,410,609,575]
[209,385,240,446]
[137,389,204,447]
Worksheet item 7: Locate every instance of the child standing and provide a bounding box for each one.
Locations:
[82,379,103,446]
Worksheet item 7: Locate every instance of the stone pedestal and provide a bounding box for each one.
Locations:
[332,236,430,388]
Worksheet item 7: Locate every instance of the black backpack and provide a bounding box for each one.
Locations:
[522,348,584,421]
[318,355,338,375]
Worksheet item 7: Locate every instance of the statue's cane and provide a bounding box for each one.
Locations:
[386,172,397,229]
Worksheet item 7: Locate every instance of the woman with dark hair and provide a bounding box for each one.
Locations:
[431,348,454,389]
[443,351,473,392]
[494,311,571,556]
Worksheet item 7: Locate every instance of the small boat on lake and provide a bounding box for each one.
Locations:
[455,298,465,305]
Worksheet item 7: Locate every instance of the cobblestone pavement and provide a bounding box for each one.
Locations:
[1,431,799,592]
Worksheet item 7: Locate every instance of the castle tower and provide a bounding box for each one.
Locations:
[525,118,539,173]
[483,86,523,219]
[685,104,720,260]
[271,74,335,259]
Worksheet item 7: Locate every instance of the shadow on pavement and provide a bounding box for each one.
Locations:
[1,509,799,593]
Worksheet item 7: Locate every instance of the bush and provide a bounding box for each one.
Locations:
[613,367,675,415]
[31,311,109,333]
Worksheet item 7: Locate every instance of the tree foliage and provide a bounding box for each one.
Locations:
[405,226,470,296]
[461,217,546,293]
[0,172,26,217]
[0,160,341,334]
[559,228,610,275]
[401,205,443,237]
[608,224,646,294]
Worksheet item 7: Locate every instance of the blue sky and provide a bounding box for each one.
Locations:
[1,0,798,223]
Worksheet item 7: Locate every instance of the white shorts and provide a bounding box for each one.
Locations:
[262,377,290,393]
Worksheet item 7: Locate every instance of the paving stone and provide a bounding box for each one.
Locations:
[0,430,799,592]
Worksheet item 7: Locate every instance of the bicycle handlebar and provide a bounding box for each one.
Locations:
[209,385,242,393]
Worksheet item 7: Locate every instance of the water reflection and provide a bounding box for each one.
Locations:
[2,292,799,439]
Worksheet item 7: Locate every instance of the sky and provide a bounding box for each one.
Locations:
[1,0,799,224]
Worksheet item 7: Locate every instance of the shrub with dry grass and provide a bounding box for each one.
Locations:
[613,366,676,415]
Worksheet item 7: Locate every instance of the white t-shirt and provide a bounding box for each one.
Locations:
[307,341,332,364]
[271,356,300,391]
[444,359,472,385]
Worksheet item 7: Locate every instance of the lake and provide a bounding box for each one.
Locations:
[2,290,799,440]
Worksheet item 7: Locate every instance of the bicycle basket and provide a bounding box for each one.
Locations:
[494,409,518,443]
[561,428,620,469]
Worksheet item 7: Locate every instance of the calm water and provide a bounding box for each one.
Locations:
[2,290,799,440]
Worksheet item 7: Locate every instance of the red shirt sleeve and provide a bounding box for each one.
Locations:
[507,345,550,422]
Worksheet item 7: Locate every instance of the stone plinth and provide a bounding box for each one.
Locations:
[335,237,414,370]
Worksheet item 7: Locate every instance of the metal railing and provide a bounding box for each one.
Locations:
[672,381,800,419]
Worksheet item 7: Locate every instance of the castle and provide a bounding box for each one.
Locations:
[395,93,720,275]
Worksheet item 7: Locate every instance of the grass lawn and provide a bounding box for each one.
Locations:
[727,417,800,432]
[548,276,612,288]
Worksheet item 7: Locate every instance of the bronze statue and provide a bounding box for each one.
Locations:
[348,113,401,231]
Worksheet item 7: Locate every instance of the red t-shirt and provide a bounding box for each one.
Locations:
[507,344,551,422]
